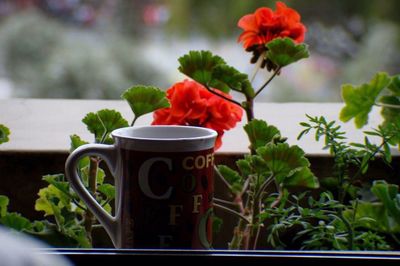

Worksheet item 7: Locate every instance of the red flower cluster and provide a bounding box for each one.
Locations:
[152,80,243,150]
[237,1,306,69]
[238,1,306,49]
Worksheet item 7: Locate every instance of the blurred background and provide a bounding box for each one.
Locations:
[0,0,399,101]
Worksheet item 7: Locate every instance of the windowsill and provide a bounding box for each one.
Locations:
[0,98,384,155]
[0,99,398,254]
[44,248,400,265]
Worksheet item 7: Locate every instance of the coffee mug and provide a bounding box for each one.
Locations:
[65,125,217,249]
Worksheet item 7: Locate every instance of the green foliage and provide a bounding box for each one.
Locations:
[256,143,319,189]
[0,10,62,83]
[299,115,396,197]
[121,85,170,122]
[33,167,113,247]
[0,195,9,217]
[0,106,128,247]
[376,75,400,146]
[299,115,375,184]
[178,50,254,96]
[211,64,254,96]
[69,134,90,169]
[265,37,309,68]
[340,72,391,128]
[244,119,283,151]
[34,174,91,247]
[370,181,400,227]
[0,124,10,144]
[70,134,88,151]
[262,191,392,251]
[296,113,400,250]
[178,50,226,89]
[82,109,128,143]
[388,75,400,95]
[97,184,116,200]
[35,183,73,217]
[345,181,400,236]
[217,165,244,194]
[0,10,164,98]
[0,194,87,247]
[262,191,346,249]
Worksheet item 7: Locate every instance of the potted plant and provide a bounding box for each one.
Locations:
[1,2,400,260]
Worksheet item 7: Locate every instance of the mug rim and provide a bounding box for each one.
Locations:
[111,125,218,141]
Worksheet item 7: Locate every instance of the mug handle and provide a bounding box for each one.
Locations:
[65,144,119,246]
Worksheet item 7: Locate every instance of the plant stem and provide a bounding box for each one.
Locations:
[214,197,240,207]
[229,94,257,249]
[84,156,99,244]
[339,209,354,250]
[244,95,255,123]
[214,165,234,193]
[250,52,265,83]
[214,202,250,223]
[204,84,243,109]
[131,116,138,126]
[375,102,400,109]
[391,234,400,245]
[228,196,250,249]
[254,66,281,98]
[208,61,281,249]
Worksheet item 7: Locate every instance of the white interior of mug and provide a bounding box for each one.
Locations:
[112,125,217,140]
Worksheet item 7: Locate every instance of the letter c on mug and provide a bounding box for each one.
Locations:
[138,157,173,199]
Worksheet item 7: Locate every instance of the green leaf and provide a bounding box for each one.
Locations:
[42,174,74,200]
[97,184,115,200]
[0,195,9,217]
[0,124,10,144]
[236,158,252,178]
[379,95,400,145]
[388,75,400,96]
[256,143,319,188]
[178,50,225,86]
[82,109,129,143]
[216,165,243,193]
[383,142,392,163]
[27,222,88,248]
[248,154,270,175]
[244,119,282,151]
[380,94,400,107]
[70,134,89,152]
[35,184,72,216]
[370,180,400,223]
[212,215,223,234]
[0,213,32,231]
[347,201,400,233]
[283,167,319,189]
[62,225,91,248]
[340,72,391,128]
[178,50,255,96]
[319,177,339,190]
[265,37,309,68]
[212,64,254,95]
[121,85,170,120]
[69,135,90,169]
[360,154,370,174]
[101,201,113,215]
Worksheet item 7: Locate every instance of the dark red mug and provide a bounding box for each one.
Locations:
[65,125,217,249]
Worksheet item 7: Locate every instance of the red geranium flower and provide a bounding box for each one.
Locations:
[238,1,306,69]
[152,80,243,150]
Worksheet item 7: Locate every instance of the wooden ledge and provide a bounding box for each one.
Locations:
[0,98,384,155]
